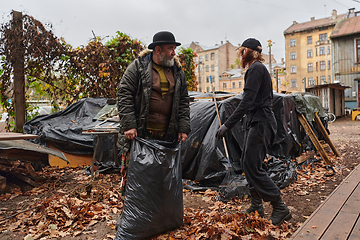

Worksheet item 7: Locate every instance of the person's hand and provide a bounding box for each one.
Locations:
[124,128,137,140]
[178,133,188,142]
[216,125,228,139]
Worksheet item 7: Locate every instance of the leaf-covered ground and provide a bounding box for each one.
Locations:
[0,116,358,239]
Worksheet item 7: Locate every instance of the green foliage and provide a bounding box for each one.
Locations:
[0,13,144,131]
[178,47,198,91]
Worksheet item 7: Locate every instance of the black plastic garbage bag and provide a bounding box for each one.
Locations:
[115,137,183,240]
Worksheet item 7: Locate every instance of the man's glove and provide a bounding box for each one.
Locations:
[216,124,228,139]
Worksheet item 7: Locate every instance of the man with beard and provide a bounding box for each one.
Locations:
[216,38,291,225]
[116,31,190,195]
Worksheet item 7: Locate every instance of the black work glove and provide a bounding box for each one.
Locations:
[216,124,228,139]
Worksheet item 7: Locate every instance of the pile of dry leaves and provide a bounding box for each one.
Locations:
[0,152,343,239]
[0,168,123,239]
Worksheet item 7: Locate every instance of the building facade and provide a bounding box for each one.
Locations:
[189,41,238,93]
[284,10,344,93]
[330,8,360,108]
[219,62,286,94]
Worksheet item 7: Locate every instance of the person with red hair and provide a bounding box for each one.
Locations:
[216,38,291,225]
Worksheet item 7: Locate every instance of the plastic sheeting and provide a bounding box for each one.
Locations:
[115,137,183,240]
[24,98,107,154]
[181,93,301,186]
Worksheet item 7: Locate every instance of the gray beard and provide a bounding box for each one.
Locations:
[159,53,174,67]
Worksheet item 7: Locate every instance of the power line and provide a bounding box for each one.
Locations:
[239,0,320,14]
[352,0,360,4]
[333,0,350,8]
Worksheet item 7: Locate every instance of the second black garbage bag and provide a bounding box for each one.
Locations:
[115,137,183,240]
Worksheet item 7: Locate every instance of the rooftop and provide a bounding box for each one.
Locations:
[284,10,345,35]
[331,15,360,38]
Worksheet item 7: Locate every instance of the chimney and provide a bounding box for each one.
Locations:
[221,41,223,44]
[332,9,337,19]
[293,21,298,25]
[311,17,315,21]
[281,58,284,65]
[347,8,356,18]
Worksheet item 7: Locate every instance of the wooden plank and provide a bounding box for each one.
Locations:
[321,183,360,239]
[292,164,360,239]
[297,113,332,166]
[314,113,340,157]
[348,216,360,240]
[0,133,39,141]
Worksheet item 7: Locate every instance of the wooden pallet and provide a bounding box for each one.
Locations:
[291,164,360,239]
[297,113,340,166]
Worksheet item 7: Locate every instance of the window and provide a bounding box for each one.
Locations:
[320,61,326,70]
[199,56,203,63]
[319,47,325,55]
[278,77,281,86]
[206,65,209,72]
[290,52,297,60]
[328,75,331,83]
[320,76,326,84]
[206,87,209,92]
[316,48,318,56]
[211,76,215,83]
[307,63,313,72]
[357,39,360,63]
[291,79,297,88]
[290,65,297,73]
[205,54,209,61]
[327,46,330,55]
[316,62,318,71]
[307,49,313,58]
[319,33,327,42]
[238,81,242,88]
[223,83,227,89]
[198,76,201,83]
[206,76,209,83]
[211,53,215,60]
[290,39,296,47]
[328,60,331,70]
[199,87,202,92]
[211,64,215,71]
[308,77,315,86]
[307,36,312,44]
[232,82,236,89]
[199,65,202,72]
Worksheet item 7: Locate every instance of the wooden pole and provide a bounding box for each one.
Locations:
[297,113,332,166]
[12,11,25,132]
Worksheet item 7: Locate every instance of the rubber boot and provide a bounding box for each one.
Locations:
[245,190,264,217]
[270,197,292,225]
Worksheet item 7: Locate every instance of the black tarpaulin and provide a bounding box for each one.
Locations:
[24,98,107,154]
[181,93,301,186]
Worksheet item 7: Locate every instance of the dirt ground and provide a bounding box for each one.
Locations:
[0,116,359,239]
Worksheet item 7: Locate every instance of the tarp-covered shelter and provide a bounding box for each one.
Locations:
[23,93,327,188]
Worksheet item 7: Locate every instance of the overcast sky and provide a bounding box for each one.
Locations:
[1,0,358,61]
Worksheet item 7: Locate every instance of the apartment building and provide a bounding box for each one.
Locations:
[219,61,286,93]
[189,41,238,93]
[284,10,344,92]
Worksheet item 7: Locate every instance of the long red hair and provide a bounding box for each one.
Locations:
[237,46,265,68]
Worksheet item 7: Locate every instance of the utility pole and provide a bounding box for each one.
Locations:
[268,40,273,84]
[12,11,25,132]
[302,77,306,92]
[275,70,279,93]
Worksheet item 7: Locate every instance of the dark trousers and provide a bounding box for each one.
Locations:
[241,119,281,202]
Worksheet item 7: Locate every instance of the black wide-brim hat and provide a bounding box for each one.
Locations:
[148,31,181,49]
